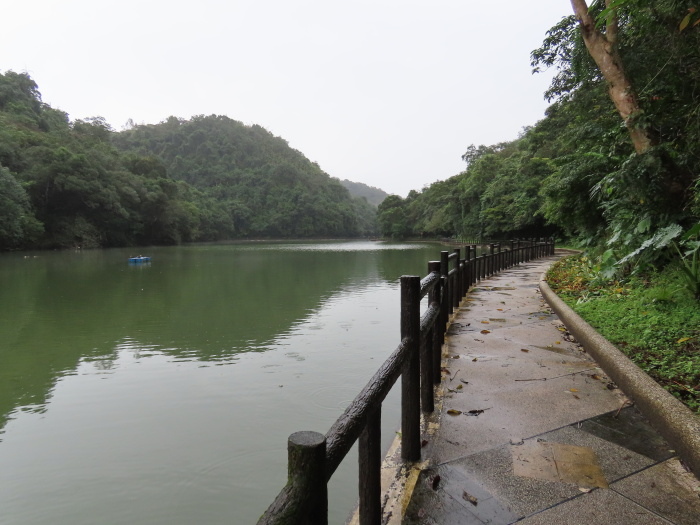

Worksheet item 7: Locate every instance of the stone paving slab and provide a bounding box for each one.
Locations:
[394,255,700,525]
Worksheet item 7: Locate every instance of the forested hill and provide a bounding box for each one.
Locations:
[378,3,700,250]
[339,180,388,207]
[113,115,378,240]
[0,72,377,251]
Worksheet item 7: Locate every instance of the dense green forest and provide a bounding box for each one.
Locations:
[378,0,700,267]
[3,0,700,262]
[0,72,377,250]
[339,179,388,208]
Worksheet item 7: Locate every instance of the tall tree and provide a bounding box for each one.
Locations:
[569,0,654,153]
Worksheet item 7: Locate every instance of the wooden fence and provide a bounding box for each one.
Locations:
[257,239,555,525]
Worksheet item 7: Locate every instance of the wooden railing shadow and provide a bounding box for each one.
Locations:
[257,239,555,524]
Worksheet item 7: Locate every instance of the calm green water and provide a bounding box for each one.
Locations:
[0,240,448,524]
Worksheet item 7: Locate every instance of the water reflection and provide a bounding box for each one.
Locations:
[0,240,448,524]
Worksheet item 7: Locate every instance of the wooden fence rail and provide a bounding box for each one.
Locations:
[257,238,555,525]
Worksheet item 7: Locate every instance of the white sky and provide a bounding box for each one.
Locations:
[2,1,572,197]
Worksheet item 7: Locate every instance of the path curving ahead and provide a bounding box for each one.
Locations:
[388,252,699,525]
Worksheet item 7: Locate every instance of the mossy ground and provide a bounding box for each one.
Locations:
[547,254,700,413]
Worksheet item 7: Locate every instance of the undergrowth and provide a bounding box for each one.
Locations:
[547,254,700,413]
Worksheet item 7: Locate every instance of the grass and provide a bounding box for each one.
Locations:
[547,254,700,413]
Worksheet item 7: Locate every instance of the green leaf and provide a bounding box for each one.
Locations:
[682,223,700,241]
[636,217,651,234]
[680,13,692,32]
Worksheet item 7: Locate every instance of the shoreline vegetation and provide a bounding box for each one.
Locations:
[0,71,384,252]
[546,254,699,414]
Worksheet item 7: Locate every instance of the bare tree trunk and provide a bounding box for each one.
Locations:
[570,0,656,153]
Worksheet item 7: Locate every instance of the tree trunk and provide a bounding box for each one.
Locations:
[570,0,656,153]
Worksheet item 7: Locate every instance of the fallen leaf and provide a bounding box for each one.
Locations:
[677,337,691,344]
[441,368,451,375]
[589,374,601,380]
[481,321,490,324]
[460,379,469,384]
[467,409,485,416]
[480,330,490,334]
[462,490,478,506]
[456,384,463,390]
[570,388,579,392]
[521,348,529,353]
[555,341,561,344]
[447,409,462,416]
[497,308,503,311]
[472,357,478,362]
[573,394,580,399]
[421,439,429,447]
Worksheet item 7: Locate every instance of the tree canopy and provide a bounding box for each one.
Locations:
[4,2,699,259]
[378,0,700,267]
[0,72,377,250]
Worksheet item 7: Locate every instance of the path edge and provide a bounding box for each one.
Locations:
[539,270,700,479]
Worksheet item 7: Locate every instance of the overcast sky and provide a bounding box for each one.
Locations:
[2,1,572,197]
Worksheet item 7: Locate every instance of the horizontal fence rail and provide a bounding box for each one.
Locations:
[257,238,555,525]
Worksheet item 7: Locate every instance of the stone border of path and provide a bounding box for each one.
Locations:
[539,273,700,479]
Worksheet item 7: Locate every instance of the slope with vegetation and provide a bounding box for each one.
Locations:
[113,116,377,240]
[0,72,377,251]
[376,0,700,410]
[379,1,699,251]
[339,179,388,208]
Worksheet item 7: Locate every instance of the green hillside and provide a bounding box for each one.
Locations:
[339,179,388,207]
[113,115,377,239]
[0,72,377,251]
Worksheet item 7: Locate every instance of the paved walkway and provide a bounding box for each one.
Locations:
[390,254,699,524]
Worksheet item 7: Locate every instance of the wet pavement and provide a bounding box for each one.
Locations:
[390,254,700,524]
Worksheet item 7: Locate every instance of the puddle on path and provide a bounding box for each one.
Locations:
[579,407,676,462]
[512,441,608,488]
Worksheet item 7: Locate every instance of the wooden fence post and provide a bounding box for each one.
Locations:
[401,275,421,461]
[453,249,461,309]
[359,408,381,525]
[429,261,443,386]
[441,251,450,317]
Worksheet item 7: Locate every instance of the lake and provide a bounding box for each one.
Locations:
[0,240,449,524]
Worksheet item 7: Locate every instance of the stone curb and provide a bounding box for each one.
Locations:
[539,273,700,479]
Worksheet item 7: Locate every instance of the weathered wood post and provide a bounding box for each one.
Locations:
[258,431,328,525]
[401,276,421,461]
[453,248,461,309]
[489,243,495,276]
[468,246,476,288]
[359,407,381,525]
[441,251,450,317]
[429,261,443,385]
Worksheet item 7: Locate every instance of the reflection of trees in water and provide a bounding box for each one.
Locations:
[0,242,446,432]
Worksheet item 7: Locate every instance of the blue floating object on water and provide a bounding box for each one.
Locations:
[128,256,151,263]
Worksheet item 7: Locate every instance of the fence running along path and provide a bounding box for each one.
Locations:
[257,239,556,525]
